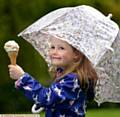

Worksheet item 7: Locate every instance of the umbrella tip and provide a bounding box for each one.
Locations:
[107,13,112,19]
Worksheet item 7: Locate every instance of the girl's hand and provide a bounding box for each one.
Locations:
[8,65,25,80]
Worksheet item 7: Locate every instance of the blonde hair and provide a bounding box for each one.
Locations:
[49,47,98,90]
[72,53,98,90]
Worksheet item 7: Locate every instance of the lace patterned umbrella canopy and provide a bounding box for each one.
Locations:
[18,5,119,105]
[95,31,120,105]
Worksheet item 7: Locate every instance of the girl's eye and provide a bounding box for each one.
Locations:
[50,46,55,49]
[59,47,65,50]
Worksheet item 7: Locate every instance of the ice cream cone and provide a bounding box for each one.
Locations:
[4,40,19,65]
[8,51,18,65]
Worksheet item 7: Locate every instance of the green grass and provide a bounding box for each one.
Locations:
[39,108,120,117]
[86,108,120,117]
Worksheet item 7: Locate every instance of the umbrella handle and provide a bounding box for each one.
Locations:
[31,104,44,113]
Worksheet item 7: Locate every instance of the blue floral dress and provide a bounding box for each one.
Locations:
[15,68,94,117]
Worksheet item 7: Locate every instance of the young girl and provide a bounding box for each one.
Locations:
[8,37,98,117]
[8,5,119,117]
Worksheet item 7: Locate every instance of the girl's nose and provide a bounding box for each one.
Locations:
[51,48,58,55]
[52,49,58,54]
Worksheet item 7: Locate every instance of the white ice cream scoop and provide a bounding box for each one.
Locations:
[4,40,19,65]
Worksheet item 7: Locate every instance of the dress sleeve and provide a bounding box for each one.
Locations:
[15,73,81,107]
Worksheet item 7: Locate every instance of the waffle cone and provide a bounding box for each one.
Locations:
[8,51,18,65]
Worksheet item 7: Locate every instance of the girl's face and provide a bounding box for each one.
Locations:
[49,38,80,69]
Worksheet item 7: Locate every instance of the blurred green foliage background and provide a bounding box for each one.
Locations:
[0,0,120,114]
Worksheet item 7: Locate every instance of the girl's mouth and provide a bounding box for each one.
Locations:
[52,57,61,59]
[51,56,62,60]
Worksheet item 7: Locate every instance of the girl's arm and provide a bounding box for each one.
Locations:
[15,72,82,107]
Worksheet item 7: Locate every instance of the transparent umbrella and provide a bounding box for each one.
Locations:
[18,5,119,105]
[95,31,120,105]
